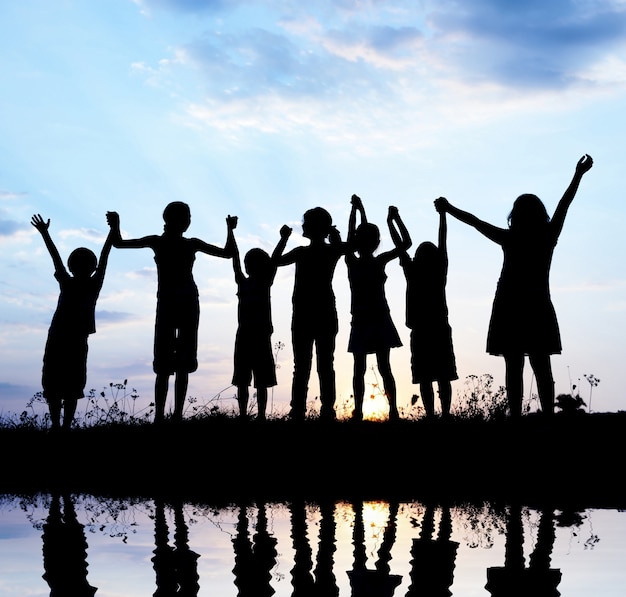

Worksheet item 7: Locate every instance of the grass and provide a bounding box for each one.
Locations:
[1,373,622,508]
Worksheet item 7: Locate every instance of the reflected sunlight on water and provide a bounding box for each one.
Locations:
[0,494,624,596]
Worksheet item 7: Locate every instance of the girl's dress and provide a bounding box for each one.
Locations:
[486,226,561,356]
[346,253,402,354]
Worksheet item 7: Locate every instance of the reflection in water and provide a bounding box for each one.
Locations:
[347,501,402,596]
[406,504,459,596]
[41,492,98,597]
[289,500,339,596]
[7,495,606,595]
[152,498,200,596]
[485,504,561,597]
[232,502,278,596]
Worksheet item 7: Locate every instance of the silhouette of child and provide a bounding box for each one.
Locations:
[389,205,458,418]
[106,203,232,423]
[31,214,113,431]
[226,215,292,420]
[277,207,346,421]
[345,195,407,421]
[436,154,593,417]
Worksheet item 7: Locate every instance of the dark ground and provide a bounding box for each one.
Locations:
[1,412,623,509]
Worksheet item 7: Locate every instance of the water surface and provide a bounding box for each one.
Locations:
[0,493,623,596]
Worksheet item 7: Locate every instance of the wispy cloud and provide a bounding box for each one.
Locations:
[130,0,626,144]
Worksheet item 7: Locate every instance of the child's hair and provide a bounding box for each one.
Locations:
[354,222,380,254]
[163,201,191,232]
[67,248,98,277]
[507,194,550,230]
[413,241,443,276]
[244,248,271,277]
[302,207,332,239]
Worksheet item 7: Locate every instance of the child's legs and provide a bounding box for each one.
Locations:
[47,397,62,430]
[291,325,314,418]
[237,385,249,418]
[438,380,453,417]
[420,382,435,417]
[256,387,268,420]
[352,352,367,417]
[154,373,170,422]
[173,371,189,421]
[62,398,78,430]
[504,353,525,417]
[315,331,337,419]
[529,353,555,415]
[376,349,398,418]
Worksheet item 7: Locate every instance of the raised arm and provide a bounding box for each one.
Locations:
[271,225,292,262]
[106,211,157,249]
[437,207,449,276]
[434,197,504,244]
[31,214,65,275]
[226,215,244,284]
[348,194,367,246]
[193,216,236,258]
[94,227,115,283]
[387,206,411,253]
[550,154,593,238]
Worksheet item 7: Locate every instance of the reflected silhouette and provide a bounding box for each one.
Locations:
[31,214,113,431]
[41,492,97,596]
[406,504,458,596]
[152,498,200,596]
[346,197,406,422]
[277,208,347,421]
[107,204,232,423]
[232,502,278,596]
[288,500,339,596]
[486,505,561,597]
[436,154,593,416]
[347,501,402,596]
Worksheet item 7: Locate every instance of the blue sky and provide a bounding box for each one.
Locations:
[1,0,624,419]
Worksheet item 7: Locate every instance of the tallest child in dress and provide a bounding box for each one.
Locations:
[436,154,593,417]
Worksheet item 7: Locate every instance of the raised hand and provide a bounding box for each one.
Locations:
[280,224,292,239]
[351,194,363,209]
[31,214,50,233]
[434,197,449,213]
[576,154,593,175]
[226,215,238,230]
[106,211,120,228]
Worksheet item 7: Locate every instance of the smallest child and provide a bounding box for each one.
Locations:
[31,214,113,431]
[227,216,292,420]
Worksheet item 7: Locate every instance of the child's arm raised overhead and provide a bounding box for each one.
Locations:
[106,211,158,249]
[348,194,367,246]
[94,225,115,283]
[226,215,244,285]
[550,154,593,238]
[272,225,293,263]
[434,197,504,244]
[387,206,411,253]
[31,214,65,275]
[435,200,449,276]
[268,225,293,283]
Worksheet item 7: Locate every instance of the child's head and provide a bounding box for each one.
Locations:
[301,207,332,240]
[508,194,549,230]
[244,248,271,278]
[68,248,98,278]
[414,242,443,276]
[163,201,191,233]
[354,222,380,255]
